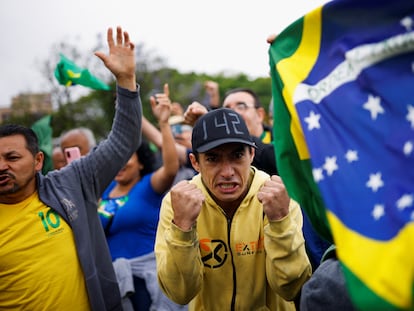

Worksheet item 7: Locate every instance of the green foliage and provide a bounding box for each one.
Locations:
[135,68,272,125]
[3,113,44,128]
[51,86,116,141]
[4,68,272,141]
[209,74,273,112]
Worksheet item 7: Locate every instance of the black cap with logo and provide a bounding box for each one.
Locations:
[192,108,257,153]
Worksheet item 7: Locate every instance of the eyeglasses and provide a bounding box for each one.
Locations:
[226,102,257,112]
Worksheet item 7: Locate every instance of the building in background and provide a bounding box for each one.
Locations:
[0,92,52,123]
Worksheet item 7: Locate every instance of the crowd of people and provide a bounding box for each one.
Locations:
[1,25,345,311]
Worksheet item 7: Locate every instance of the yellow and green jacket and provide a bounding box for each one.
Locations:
[155,168,312,311]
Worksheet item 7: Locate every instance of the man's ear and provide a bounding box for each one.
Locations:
[256,107,266,122]
[249,147,255,164]
[35,151,44,172]
[189,153,200,173]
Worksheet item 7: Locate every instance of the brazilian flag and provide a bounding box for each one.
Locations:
[269,0,414,309]
[54,53,111,91]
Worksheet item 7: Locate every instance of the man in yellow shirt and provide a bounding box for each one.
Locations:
[0,26,142,311]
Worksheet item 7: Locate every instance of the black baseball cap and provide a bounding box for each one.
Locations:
[192,108,257,153]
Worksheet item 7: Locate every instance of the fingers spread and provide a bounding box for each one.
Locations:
[116,26,123,45]
[107,27,114,49]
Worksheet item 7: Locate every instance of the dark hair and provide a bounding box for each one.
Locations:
[135,139,156,176]
[223,88,262,108]
[0,124,39,156]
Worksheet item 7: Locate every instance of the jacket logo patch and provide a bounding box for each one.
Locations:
[60,198,78,221]
[200,239,228,268]
[235,237,264,256]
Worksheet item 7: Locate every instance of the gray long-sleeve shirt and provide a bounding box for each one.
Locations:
[37,85,142,311]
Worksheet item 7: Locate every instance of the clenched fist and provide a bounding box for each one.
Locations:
[171,180,205,231]
[257,175,290,221]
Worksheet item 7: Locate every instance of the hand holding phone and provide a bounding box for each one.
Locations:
[64,147,81,164]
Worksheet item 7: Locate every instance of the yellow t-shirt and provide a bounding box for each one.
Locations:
[0,192,90,310]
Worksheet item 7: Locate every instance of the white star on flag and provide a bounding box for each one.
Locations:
[363,94,384,120]
[304,110,321,130]
[366,172,384,192]
[396,194,413,210]
[313,167,324,182]
[406,105,414,128]
[345,150,358,162]
[372,204,385,220]
[403,141,413,156]
[323,156,338,176]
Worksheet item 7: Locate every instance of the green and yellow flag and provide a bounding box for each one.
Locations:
[54,53,111,91]
[269,0,414,309]
[31,115,53,174]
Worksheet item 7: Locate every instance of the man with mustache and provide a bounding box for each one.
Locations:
[0,26,141,310]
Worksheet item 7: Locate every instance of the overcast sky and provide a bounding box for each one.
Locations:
[0,0,328,108]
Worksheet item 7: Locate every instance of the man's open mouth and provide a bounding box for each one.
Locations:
[0,174,11,185]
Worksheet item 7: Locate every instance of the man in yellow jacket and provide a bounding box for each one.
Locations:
[155,108,311,310]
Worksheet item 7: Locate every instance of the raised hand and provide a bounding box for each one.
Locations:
[150,83,172,125]
[266,33,277,44]
[204,80,220,109]
[95,26,136,91]
[183,101,208,126]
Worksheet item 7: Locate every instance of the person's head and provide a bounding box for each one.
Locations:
[189,108,256,208]
[0,124,44,203]
[114,139,156,186]
[52,146,66,170]
[169,115,193,150]
[222,88,267,138]
[171,102,184,116]
[60,127,96,156]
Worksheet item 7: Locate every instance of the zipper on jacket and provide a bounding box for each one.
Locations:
[227,217,237,311]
